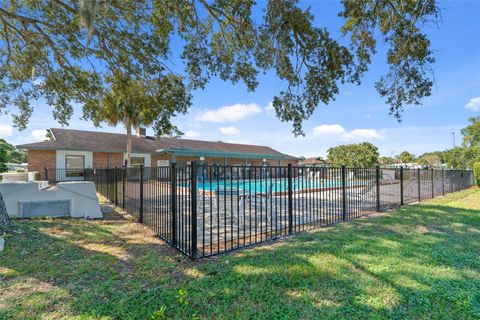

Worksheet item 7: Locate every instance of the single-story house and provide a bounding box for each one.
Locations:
[17,128,298,180]
[298,157,329,167]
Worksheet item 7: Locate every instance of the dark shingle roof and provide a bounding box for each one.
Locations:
[18,128,297,160]
[299,157,328,165]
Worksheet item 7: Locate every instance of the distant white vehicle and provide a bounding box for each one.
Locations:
[391,163,423,169]
[6,163,28,172]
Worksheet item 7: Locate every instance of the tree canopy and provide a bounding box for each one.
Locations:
[461,117,480,147]
[442,118,480,169]
[84,73,190,165]
[397,151,415,164]
[0,147,8,173]
[379,156,395,165]
[0,0,440,136]
[327,142,379,167]
[0,139,27,164]
[444,146,480,170]
[416,151,444,167]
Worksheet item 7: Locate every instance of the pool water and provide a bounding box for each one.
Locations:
[195,178,359,193]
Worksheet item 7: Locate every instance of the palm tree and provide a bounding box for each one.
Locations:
[99,76,149,166]
[89,74,189,166]
[398,151,415,164]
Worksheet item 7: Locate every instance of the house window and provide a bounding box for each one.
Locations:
[131,156,145,167]
[65,155,85,177]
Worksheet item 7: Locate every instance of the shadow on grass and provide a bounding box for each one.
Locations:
[0,190,479,319]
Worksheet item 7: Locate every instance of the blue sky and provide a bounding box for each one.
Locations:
[1,0,479,158]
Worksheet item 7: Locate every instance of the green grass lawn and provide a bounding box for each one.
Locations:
[1,189,479,320]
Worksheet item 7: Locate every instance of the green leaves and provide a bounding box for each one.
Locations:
[442,118,480,169]
[473,162,480,186]
[341,0,438,121]
[0,1,440,135]
[83,73,190,137]
[0,139,26,165]
[398,151,415,164]
[461,117,480,147]
[444,146,480,170]
[0,145,9,173]
[327,142,379,167]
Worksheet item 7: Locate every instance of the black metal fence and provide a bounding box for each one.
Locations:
[45,164,474,259]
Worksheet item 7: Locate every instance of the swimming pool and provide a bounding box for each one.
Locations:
[194,178,364,193]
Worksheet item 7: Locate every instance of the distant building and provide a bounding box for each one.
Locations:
[391,163,423,169]
[299,157,329,167]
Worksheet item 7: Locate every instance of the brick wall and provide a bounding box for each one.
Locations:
[27,150,297,172]
[111,153,124,167]
[93,152,124,168]
[27,149,56,172]
[151,154,172,166]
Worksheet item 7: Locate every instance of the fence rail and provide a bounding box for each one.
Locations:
[45,164,475,259]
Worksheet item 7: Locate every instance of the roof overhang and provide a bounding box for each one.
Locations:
[17,145,148,154]
[156,147,289,160]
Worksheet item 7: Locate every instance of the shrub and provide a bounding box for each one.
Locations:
[34,172,42,181]
[474,162,480,187]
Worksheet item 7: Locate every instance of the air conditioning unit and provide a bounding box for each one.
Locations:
[18,199,71,218]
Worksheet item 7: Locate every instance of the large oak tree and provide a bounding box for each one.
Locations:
[0,0,440,136]
[327,142,379,167]
[0,0,441,227]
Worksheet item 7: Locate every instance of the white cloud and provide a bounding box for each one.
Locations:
[183,130,199,138]
[313,124,346,135]
[265,102,276,115]
[312,124,383,141]
[220,126,240,135]
[29,129,47,141]
[0,124,13,137]
[465,97,480,111]
[364,114,372,119]
[343,129,383,140]
[195,103,261,123]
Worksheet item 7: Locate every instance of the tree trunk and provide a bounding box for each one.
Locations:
[126,118,132,167]
[0,192,10,232]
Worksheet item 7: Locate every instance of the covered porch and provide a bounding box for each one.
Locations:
[156,147,291,179]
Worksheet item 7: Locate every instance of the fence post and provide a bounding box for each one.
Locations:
[44,167,48,182]
[342,166,347,220]
[171,163,177,246]
[400,167,404,206]
[191,162,197,259]
[114,167,118,206]
[442,169,445,196]
[417,168,421,202]
[83,168,87,181]
[106,169,110,200]
[139,165,144,223]
[450,173,453,193]
[376,166,380,212]
[431,168,434,198]
[100,168,103,195]
[122,166,126,209]
[287,164,293,235]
